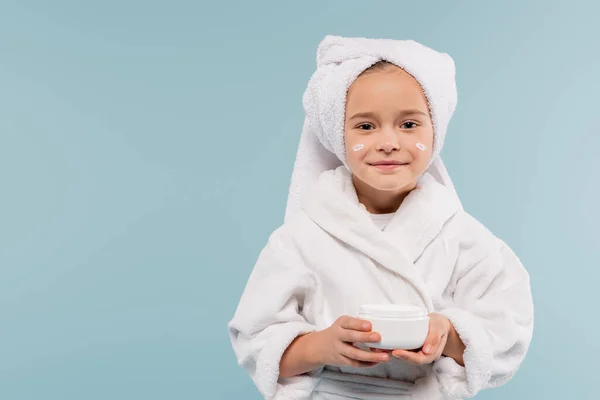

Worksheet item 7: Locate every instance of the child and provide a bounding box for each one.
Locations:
[228,35,534,400]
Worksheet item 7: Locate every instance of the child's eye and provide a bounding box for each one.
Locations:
[357,123,375,130]
[401,121,418,129]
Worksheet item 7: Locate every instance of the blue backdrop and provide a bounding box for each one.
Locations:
[1,1,598,398]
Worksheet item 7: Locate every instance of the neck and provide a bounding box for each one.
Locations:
[352,175,417,214]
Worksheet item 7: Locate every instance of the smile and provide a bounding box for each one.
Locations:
[368,161,409,170]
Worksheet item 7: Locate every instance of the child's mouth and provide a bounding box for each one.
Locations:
[368,161,408,170]
[373,164,403,170]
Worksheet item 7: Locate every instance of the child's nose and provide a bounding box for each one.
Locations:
[377,134,400,153]
[378,141,400,153]
[376,127,401,153]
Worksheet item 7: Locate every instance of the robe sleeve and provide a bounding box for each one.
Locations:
[430,231,534,399]
[227,229,322,399]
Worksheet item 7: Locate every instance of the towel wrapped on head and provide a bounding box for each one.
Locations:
[285,35,461,223]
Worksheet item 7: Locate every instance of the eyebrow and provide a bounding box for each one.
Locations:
[348,109,428,121]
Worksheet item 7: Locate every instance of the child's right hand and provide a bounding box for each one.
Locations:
[313,315,390,368]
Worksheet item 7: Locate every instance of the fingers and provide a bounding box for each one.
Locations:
[339,329,381,344]
[391,318,438,365]
[337,315,372,332]
[336,316,381,344]
[422,323,441,355]
[392,349,432,365]
[393,313,447,365]
[340,343,389,364]
[369,347,390,353]
[340,356,380,369]
[392,332,445,365]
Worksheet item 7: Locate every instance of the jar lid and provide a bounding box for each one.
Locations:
[358,304,428,319]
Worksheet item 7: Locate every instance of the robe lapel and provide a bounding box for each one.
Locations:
[302,168,460,312]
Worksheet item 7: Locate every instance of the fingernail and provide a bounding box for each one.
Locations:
[424,344,433,354]
[370,333,378,341]
[380,354,389,361]
[362,323,370,330]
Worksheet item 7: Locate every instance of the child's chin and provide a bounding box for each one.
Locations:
[363,174,412,191]
[368,180,412,192]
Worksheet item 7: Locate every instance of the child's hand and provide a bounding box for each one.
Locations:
[391,313,451,365]
[313,316,390,368]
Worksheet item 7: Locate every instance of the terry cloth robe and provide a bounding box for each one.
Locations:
[228,166,534,399]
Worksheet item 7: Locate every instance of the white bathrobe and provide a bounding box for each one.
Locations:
[228,166,534,399]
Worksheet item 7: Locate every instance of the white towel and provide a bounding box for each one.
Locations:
[285,35,461,223]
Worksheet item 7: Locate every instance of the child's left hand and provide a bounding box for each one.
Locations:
[391,312,451,365]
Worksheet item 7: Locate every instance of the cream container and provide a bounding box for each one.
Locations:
[358,304,429,350]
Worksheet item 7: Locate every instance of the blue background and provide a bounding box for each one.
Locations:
[1,1,598,398]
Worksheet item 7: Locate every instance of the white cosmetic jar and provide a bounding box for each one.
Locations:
[358,304,430,350]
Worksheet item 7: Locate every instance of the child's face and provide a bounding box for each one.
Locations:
[344,66,434,193]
